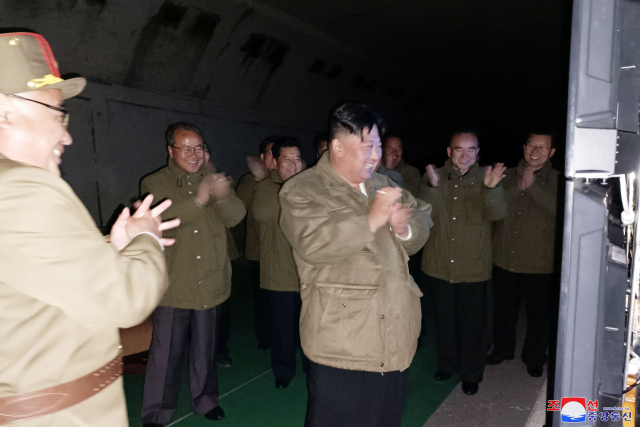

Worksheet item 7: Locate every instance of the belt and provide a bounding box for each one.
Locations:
[0,352,123,425]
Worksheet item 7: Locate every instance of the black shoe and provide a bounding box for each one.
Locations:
[143,424,164,427]
[461,381,479,395]
[433,370,452,381]
[527,365,544,378]
[204,406,225,421]
[217,355,232,368]
[275,378,290,388]
[486,352,512,366]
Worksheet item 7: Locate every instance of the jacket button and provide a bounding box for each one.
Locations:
[510,250,514,253]
[197,255,201,259]
[380,363,384,367]
[194,230,198,233]
[452,238,455,241]
[455,185,459,188]
[518,212,522,215]
[454,197,458,200]
[452,217,456,220]
[451,259,454,263]
[188,182,192,185]
[189,191,193,195]
[381,315,385,319]
[342,303,346,308]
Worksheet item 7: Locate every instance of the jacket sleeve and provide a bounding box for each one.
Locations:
[1,168,168,328]
[279,183,376,265]
[483,182,508,221]
[213,191,247,227]
[417,170,445,220]
[395,188,433,255]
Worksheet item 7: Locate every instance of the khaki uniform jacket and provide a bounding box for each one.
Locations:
[236,173,260,261]
[279,154,433,372]
[493,160,559,274]
[141,159,246,310]
[0,154,168,427]
[419,159,507,283]
[252,170,300,292]
[394,160,422,196]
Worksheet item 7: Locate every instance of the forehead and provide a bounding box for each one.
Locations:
[361,125,380,143]
[279,146,300,157]
[451,133,478,149]
[174,128,202,145]
[527,134,552,147]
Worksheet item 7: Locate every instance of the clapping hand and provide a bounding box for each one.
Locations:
[389,203,413,237]
[519,167,535,190]
[426,164,439,187]
[110,194,180,251]
[368,187,402,233]
[247,156,269,181]
[484,163,506,188]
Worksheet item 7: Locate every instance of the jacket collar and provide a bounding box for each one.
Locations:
[443,158,480,179]
[516,158,553,179]
[316,152,370,198]
[167,158,204,187]
[270,168,284,185]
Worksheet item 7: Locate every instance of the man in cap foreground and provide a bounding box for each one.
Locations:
[279,102,433,427]
[0,32,178,426]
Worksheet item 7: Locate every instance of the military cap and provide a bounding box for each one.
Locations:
[0,32,85,99]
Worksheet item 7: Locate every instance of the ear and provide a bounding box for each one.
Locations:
[167,145,174,158]
[549,148,556,158]
[331,138,343,157]
[0,94,11,128]
[271,157,278,169]
[260,153,265,163]
[476,147,480,155]
[446,147,452,158]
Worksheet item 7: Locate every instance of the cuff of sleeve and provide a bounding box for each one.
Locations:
[396,226,412,241]
[135,231,165,251]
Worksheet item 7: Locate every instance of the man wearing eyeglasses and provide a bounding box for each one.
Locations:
[140,122,246,426]
[0,32,177,426]
[488,132,559,379]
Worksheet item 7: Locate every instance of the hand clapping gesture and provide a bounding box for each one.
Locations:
[426,164,439,188]
[110,194,181,251]
[484,163,506,188]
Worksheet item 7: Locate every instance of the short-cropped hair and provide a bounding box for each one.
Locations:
[448,127,480,146]
[313,133,329,152]
[165,122,203,147]
[259,135,279,155]
[271,136,303,160]
[329,102,385,146]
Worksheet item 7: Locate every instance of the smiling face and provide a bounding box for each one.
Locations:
[383,137,402,169]
[330,125,382,187]
[273,146,302,181]
[447,133,479,174]
[524,134,555,169]
[167,128,205,174]
[0,89,72,177]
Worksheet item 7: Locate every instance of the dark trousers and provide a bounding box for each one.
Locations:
[492,266,554,368]
[251,261,271,349]
[142,306,219,425]
[266,289,301,380]
[215,298,230,359]
[305,361,409,427]
[429,275,487,383]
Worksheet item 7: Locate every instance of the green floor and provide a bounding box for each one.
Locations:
[124,260,458,427]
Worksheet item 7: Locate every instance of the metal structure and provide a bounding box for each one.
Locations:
[555,0,640,425]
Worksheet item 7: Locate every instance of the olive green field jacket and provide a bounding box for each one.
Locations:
[252,170,300,292]
[141,159,246,310]
[236,172,260,261]
[279,154,433,372]
[394,159,422,197]
[419,159,507,283]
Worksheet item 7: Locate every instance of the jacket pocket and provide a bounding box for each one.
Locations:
[313,283,384,361]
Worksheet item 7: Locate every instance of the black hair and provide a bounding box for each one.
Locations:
[329,102,385,147]
[165,122,203,147]
[271,136,303,161]
[448,127,480,146]
[259,135,279,155]
[313,133,330,153]
[382,134,402,147]
[525,130,556,148]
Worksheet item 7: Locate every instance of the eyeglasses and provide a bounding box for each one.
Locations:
[171,145,204,154]
[10,94,70,129]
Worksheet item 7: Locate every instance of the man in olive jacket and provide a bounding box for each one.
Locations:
[419,130,507,396]
[236,136,277,351]
[280,103,432,427]
[488,133,559,378]
[253,137,303,389]
[141,122,246,426]
[383,135,422,196]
